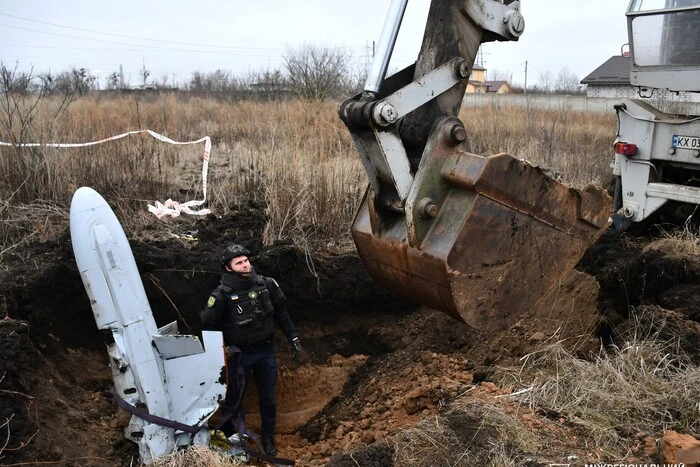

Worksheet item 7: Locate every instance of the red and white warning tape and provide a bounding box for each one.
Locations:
[0,130,211,218]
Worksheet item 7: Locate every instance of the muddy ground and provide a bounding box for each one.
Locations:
[1,202,699,466]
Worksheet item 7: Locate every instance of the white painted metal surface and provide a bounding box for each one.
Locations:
[384,59,464,120]
[69,187,226,464]
[374,129,414,202]
[464,0,525,40]
[616,99,700,222]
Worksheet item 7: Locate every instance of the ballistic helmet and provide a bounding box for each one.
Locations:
[220,244,251,268]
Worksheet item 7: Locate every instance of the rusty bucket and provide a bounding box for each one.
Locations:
[352,118,610,330]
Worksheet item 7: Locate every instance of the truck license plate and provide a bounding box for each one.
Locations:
[672,135,700,149]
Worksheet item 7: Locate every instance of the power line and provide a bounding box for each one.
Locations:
[0,22,364,55]
[0,13,364,53]
[0,12,285,50]
[0,23,294,54]
[0,42,288,58]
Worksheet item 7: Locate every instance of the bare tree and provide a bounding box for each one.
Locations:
[488,69,510,82]
[0,62,85,200]
[187,69,237,94]
[283,44,351,101]
[554,67,581,94]
[45,68,96,96]
[243,68,290,101]
[343,67,368,96]
[188,71,205,93]
[156,73,172,89]
[106,72,120,90]
[538,70,554,93]
[0,63,84,143]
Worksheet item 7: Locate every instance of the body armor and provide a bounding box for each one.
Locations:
[217,276,276,349]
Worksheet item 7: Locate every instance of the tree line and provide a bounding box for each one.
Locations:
[1,45,364,102]
[2,44,586,102]
[486,67,584,95]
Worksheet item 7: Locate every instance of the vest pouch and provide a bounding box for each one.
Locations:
[233,300,257,327]
[228,283,276,347]
[259,288,275,315]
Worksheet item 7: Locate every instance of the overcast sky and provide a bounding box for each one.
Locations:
[0,0,630,89]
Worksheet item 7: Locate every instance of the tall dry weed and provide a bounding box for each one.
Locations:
[0,94,617,251]
[391,398,540,466]
[643,223,700,257]
[461,104,615,188]
[498,310,700,454]
[149,444,241,467]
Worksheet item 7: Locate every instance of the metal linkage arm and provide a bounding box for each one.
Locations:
[340,0,525,212]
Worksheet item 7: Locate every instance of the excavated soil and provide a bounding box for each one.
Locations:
[1,203,699,466]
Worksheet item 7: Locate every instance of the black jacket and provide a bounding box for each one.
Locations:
[200,268,298,349]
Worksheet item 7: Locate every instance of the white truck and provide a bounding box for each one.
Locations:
[612,0,700,228]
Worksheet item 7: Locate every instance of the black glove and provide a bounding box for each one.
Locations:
[290,337,302,363]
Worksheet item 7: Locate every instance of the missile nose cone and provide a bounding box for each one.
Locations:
[70,187,108,216]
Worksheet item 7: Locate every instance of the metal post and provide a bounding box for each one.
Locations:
[364,0,409,96]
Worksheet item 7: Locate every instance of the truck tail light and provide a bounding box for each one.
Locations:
[615,142,637,156]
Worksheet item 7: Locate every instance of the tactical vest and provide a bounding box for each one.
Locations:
[218,276,276,349]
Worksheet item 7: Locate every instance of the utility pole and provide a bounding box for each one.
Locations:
[141,59,150,88]
[524,60,528,94]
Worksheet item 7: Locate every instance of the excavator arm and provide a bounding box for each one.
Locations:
[340,0,610,330]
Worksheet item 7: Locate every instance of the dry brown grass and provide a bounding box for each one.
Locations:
[497,310,700,455]
[149,445,241,467]
[391,398,540,466]
[460,104,615,188]
[643,224,700,258]
[0,93,617,254]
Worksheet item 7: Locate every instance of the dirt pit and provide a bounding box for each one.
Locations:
[1,204,699,466]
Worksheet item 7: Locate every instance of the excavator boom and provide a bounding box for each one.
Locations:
[341,0,610,329]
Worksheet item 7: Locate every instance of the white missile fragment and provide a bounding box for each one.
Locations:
[69,187,226,463]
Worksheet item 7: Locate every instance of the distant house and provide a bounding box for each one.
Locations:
[582,55,700,102]
[466,65,487,93]
[466,65,511,94]
[485,80,511,93]
[580,55,634,98]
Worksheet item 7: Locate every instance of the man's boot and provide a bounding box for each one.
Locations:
[262,435,277,456]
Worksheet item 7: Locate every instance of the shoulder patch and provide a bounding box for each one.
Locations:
[207,296,217,307]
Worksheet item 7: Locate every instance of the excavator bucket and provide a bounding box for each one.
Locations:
[351,117,610,330]
[343,1,610,330]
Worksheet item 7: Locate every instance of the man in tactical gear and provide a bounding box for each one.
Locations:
[201,244,301,457]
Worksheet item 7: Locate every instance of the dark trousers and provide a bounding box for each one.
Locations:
[222,346,279,438]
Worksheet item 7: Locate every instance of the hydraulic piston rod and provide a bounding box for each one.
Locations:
[363,0,409,96]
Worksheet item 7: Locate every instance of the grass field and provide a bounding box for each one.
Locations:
[0,93,616,252]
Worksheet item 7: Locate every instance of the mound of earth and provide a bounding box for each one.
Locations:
[1,203,699,466]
